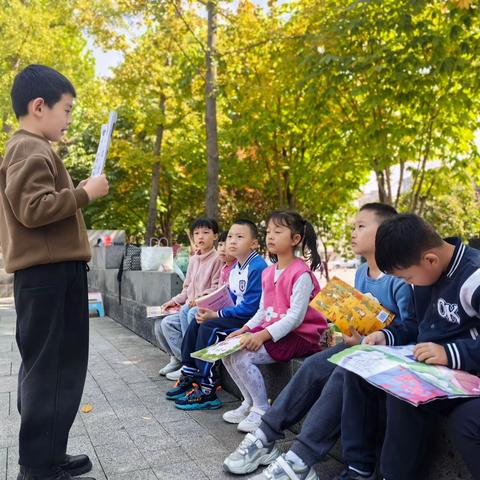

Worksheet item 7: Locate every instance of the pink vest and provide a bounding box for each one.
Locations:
[260,258,327,345]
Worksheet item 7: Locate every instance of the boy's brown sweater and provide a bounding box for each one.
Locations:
[0,130,91,273]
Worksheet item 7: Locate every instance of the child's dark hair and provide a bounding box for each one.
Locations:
[232,219,259,239]
[11,65,76,119]
[375,214,443,273]
[189,217,219,235]
[267,211,321,271]
[360,202,398,222]
[218,231,228,243]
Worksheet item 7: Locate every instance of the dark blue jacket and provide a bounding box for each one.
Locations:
[382,238,480,372]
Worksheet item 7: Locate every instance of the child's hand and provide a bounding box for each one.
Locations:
[188,299,196,308]
[83,174,109,201]
[226,327,248,339]
[342,326,362,346]
[196,308,217,324]
[414,342,448,366]
[77,178,89,188]
[240,330,271,352]
[363,331,387,345]
[162,299,177,310]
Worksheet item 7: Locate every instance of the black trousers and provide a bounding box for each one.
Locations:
[14,261,89,472]
[342,371,480,480]
[181,316,246,387]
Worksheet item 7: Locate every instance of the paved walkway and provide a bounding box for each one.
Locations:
[0,298,343,480]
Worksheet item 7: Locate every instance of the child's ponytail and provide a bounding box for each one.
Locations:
[266,210,322,272]
[301,220,321,272]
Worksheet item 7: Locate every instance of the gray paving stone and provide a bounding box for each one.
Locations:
[152,460,209,480]
[0,447,7,480]
[94,438,146,476]
[0,393,10,417]
[0,415,19,448]
[0,377,17,394]
[108,468,158,480]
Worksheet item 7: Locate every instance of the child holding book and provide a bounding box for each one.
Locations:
[155,218,223,378]
[222,210,327,433]
[166,219,267,410]
[337,214,480,480]
[223,203,414,479]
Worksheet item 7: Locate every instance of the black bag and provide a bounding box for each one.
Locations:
[117,244,141,303]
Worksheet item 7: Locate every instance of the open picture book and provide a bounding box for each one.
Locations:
[329,345,480,406]
[191,334,250,362]
[310,276,395,335]
[196,283,234,311]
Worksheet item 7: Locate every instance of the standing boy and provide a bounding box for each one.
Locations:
[0,65,109,480]
[166,219,267,410]
[338,214,480,480]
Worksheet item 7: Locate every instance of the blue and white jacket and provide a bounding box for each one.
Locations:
[382,238,480,373]
[218,251,267,321]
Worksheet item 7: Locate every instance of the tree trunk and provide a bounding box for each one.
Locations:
[323,242,330,282]
[205,0,219,220]
[144,93,166,244]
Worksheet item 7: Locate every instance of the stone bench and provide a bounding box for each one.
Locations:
[87,247,183,343]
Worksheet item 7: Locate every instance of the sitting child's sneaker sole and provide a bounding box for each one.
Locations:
[175,399,222,410]
[223,447,281,475]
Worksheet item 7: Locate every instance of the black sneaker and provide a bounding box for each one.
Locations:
[174,384,222,410]
[17,466,95,480]
[333,468,375,480]
[165,374,194,400]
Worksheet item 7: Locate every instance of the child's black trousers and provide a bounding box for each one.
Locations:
[14,261,89,473]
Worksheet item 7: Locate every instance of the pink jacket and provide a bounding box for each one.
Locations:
[260,258,327,345]
[172,249,223,305]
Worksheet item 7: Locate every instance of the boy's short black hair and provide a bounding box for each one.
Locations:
[11,64,76,118]
[189,217,219,235]
[232,219,258,239]
[360,202,398,222]
[218,231,228,243]
[375,214,443,273]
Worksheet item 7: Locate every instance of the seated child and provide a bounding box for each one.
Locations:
[155,217,223,377]
[217,230,236,286]
[223,203,414,480]
[222,210,327,433]
[166,219,268,410]
[337,214,480,480]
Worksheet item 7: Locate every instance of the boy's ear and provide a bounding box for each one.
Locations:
[30,97,45,117]
[251,238,259,250]
[423,252,439,267]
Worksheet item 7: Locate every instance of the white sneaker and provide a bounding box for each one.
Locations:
[223,432,281,475]
[223,403,251,424]
[159,357,182,376]
[166,367,182,381]
[251,453,319,480]
[238,407,265,433]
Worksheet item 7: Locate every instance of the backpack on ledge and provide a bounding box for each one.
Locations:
[116,244,141,303]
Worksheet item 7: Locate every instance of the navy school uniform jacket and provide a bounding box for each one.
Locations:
[381,238,480,373]
[218,251,267,321]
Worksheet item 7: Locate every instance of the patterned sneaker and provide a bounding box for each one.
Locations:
[251,454,319,480]
[333,468,375,480]
[174,384,222,410]
[223,432,281,475]
[165,374,194,401]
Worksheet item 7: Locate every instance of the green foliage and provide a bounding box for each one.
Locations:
[1,0,479,251]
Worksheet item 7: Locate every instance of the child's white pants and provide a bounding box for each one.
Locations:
[223,346,275,412]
